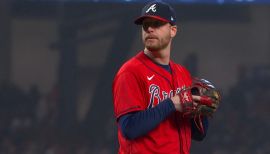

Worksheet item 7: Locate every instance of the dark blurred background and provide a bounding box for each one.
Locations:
[0,0,269,154]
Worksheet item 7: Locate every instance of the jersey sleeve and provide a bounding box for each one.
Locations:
[113,71,145,119]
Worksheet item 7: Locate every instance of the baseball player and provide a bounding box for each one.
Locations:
[112,1,212,153]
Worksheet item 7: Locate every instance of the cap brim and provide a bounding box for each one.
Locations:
[134,15,170,25]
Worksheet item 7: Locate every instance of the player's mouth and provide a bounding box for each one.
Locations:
[145,35,158,41]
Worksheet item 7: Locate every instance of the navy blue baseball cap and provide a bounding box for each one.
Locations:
[134,0,176,25]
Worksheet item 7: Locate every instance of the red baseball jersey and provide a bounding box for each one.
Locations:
[113,51,193,154]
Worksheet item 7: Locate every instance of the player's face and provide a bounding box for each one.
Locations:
[142,18,177,51]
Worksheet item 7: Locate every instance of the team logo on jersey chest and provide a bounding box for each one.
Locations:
[148,84,188,108]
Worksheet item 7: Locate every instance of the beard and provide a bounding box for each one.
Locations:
[143,34,171,51]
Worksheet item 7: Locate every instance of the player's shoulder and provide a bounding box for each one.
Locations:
[116,52,144,75]
[120,57,142,71]
[171,60,189,72]
[113,53,144,86]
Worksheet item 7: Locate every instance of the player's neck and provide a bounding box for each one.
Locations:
[144,47,171,65]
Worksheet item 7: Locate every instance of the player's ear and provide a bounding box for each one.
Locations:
[170,25,177,38]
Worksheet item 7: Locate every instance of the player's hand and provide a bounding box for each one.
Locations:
[171,95,182,112]
[170,95,193,113]
[191,95,200,102]
[171,93,218,116]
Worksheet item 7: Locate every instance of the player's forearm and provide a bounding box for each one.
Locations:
[118,98,175,140]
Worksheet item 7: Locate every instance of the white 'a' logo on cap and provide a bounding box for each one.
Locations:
[146,4,157,13]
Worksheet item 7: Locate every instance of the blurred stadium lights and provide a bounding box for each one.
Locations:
[14,0,270,4]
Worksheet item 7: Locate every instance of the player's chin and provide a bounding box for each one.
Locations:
[145,45,160,52]
[145,43,160,51]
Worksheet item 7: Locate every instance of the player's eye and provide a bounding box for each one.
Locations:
[142,20,166,31]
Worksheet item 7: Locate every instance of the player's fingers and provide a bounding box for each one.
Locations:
[192,95,201,101]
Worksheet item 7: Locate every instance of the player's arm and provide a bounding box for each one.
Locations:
[118,93,188,140]
[118,98,175,140]
[191,116,208,141]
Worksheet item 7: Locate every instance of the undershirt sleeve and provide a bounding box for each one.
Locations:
[191,116,208,141]
[118,98,175,140]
